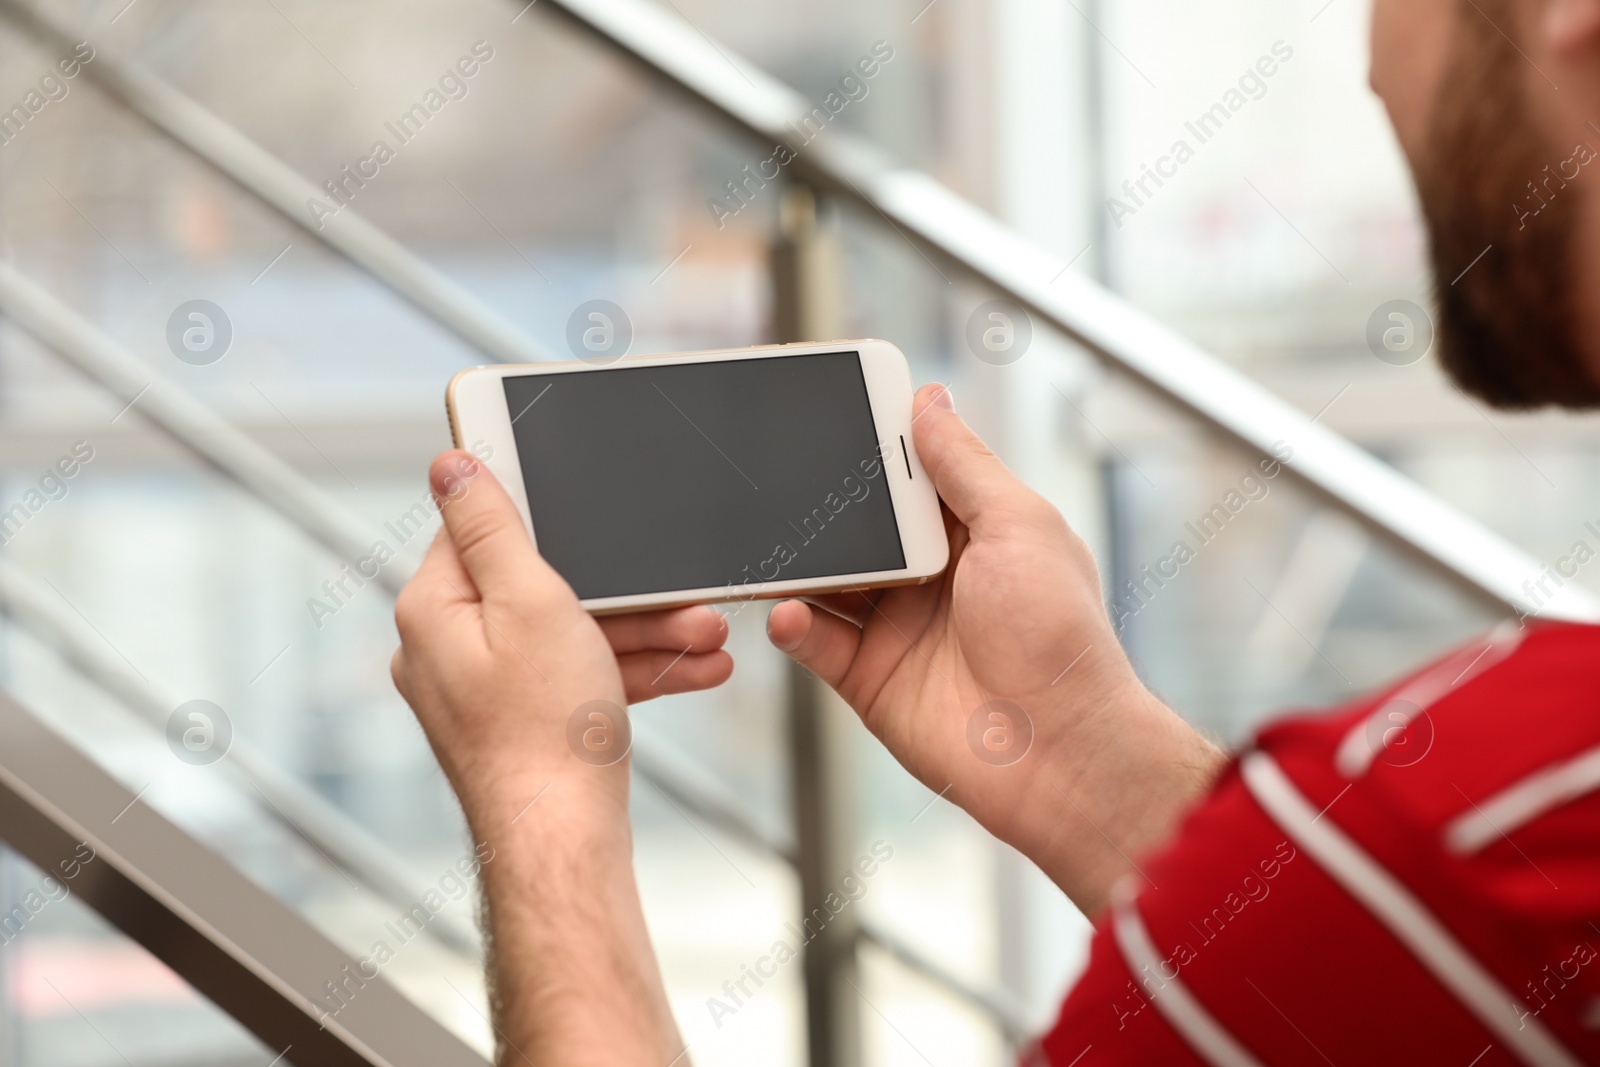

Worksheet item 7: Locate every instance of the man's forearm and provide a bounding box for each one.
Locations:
[469,777,684,1066]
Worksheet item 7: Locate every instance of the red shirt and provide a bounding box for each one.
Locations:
[1032,621,1600,1066]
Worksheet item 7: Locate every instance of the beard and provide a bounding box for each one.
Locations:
[1413,2,1600,409]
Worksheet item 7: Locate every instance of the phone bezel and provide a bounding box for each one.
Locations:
[446,339,949,614]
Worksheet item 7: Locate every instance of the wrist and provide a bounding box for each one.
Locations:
[458,762,633,854]
[1015,677,1226,913]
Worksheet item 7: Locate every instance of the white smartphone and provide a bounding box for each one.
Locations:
[446,339,949,614]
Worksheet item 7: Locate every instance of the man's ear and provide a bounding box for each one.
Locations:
[1544,0,1600,57]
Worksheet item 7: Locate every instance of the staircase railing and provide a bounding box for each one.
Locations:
[0,684,489,1066]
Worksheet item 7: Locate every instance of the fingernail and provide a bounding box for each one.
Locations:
[932,385,954,411]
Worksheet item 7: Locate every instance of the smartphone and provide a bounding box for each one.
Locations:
[446,339,949,614]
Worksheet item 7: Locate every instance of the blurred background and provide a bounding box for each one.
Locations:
[0,0,1589,1063]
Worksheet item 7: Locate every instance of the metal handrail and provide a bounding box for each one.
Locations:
[0,0,555,367]
[529,0,1598,623]
[0,262,404,595]
[0,685,489,1067]
[0,552,483,957]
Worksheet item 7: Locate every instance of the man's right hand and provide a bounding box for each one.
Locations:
[766,383,1225,915]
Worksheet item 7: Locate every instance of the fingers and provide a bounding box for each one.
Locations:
[766,599,861,690]
[599,605,729,655]
[606,608,734,701]
[910,383,1033,528]
[430,451,555,602]
[619,649,734,702]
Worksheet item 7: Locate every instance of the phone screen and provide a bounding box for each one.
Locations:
[502,350,908,600]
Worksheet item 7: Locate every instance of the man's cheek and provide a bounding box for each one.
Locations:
[1368,0,1453,165]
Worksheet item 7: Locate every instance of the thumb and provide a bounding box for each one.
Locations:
[910,383,1031,527]
[430,450,556,601]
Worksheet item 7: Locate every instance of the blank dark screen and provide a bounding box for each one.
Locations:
[503,350,906,600]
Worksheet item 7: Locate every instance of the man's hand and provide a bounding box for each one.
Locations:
[391,450,714,1065]
[767,384,1225,915]
[391,451,732,810]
